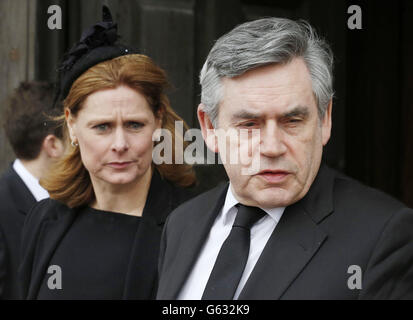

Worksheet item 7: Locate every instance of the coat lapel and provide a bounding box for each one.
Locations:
[27,205,78,299]
[238,164,334,299]
[159,183,229,299]
[122,170,174,299]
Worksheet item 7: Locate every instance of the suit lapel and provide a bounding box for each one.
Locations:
[27,205,78,299]
[122,170,173,299]
[7,166,36,215]
[239,164,334,299]
[238,201,327,299]
[160,183,229,299]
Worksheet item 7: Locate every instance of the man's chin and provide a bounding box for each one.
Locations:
[238,188,296,209]
[257,197,294,209]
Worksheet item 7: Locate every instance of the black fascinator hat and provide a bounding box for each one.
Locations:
[55,5,137,105]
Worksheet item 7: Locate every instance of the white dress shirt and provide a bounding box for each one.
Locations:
[13,159,49,201]
[178,183,285,300]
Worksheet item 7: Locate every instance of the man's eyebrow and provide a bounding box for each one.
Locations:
[231,110,262,120]
[230,105,310,121]
[281,106,310,118]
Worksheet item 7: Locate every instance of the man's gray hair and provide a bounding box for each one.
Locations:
[199,18,334,126]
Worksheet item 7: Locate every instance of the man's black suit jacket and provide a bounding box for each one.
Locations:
[157,164,413,299]
[0,165,36,299]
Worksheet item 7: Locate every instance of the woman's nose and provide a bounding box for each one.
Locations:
[111,128,129,153]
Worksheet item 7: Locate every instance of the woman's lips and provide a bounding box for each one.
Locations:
[257,171,290,183]
[107,162,133,169]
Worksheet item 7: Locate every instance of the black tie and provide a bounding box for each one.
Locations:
[201,204,265,300]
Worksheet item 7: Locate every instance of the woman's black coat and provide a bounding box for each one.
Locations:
[18,170,193,299]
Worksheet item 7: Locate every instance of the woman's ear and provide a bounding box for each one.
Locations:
[155,110,163,130]
[65,108,77,143]
[152,109,164,142]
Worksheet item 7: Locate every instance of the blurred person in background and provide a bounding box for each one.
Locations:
[0,81,64,299]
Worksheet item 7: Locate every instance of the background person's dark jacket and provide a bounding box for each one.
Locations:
[19,169,194,299]
[157,164,413,299]
[0,165,36,299]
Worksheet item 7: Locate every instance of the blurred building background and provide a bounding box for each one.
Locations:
[0,0,412,206]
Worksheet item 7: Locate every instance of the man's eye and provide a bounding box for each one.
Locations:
[241,121,258,128]
[127,122,143,130]
[94,123,109,131]
[287,118,302,124]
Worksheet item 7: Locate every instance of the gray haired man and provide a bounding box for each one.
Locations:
[156,18,413,300]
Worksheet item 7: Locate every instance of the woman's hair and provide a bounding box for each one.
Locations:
[42,54,196,208]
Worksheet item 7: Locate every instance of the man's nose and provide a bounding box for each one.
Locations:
[260,122,287,158]
[111,127,129,153]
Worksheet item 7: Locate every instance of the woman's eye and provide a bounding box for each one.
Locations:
[94,123,109,131]
[127,122,143,130]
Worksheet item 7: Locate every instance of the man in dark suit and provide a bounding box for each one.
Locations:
[156,18,413,299]
[0,82,64,299]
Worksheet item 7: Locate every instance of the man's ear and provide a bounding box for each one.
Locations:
[65,108,76,143]
[321,100,333,146]
[197,104,218,153]
[42,135,64,159]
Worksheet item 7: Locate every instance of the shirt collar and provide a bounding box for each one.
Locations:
[13,159,49,201]
[222,182,285,224]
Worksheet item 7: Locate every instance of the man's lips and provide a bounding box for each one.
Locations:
[256,170,290,183]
